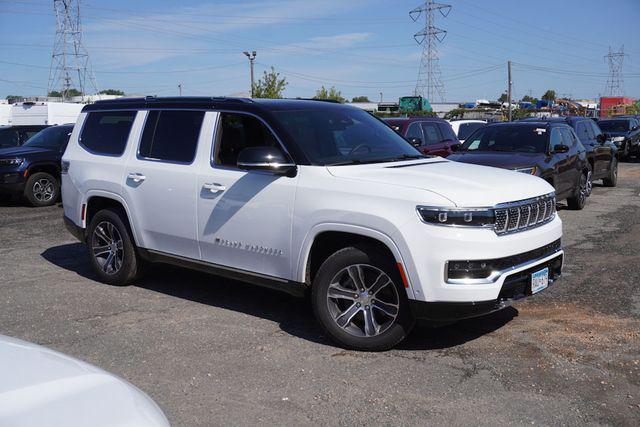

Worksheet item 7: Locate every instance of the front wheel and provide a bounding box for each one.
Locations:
[567,172,588,210]
[311,246,414,351]
[23,172,59,207]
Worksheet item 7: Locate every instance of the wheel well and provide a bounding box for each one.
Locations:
[27,163,59,179]
[85,196,128,227]
[305,231,396,284]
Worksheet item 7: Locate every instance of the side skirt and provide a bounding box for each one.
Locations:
[138,248,309,298]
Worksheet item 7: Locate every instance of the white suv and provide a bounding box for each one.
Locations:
[62,97,563,351]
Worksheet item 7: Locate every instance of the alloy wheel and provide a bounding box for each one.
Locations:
[579,174,588,205]
[32,178,55,202]
[586,170,593,195]
[91,221,124,275]
[326,264,399,338]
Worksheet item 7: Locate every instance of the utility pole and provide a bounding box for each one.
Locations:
[48,0,99,101]
[243,51,257,97]
[178,83,182,96]
[410,0,451,102]
[507,60,512,121]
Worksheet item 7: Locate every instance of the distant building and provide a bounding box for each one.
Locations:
[349,102,378,113]
[600,96,637,118]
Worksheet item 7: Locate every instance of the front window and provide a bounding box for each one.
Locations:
[273,108,422,165]
[23,126,72,151]
[461,125,548,153]
[598,120,630,133]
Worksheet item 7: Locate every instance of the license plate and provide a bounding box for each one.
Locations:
[531,267,549,294]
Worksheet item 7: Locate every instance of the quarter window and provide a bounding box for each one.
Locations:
[214,113,279,167]
[80,111,136,156]
[139,110,204,163]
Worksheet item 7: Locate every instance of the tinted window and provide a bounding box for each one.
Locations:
[598,120,630,133]
[80,111,136,156]
[420,122,443,145]
[139,110,204,163]
[550,128,563,150]
[460,125,548,153]
[439,122,458,141]
[273,108,421,165]
[0,129,19,148]
[457,122,485,140]
[559,128,577,146]
[23,126,73,151]
[215,113,279,167]
[406,123,423,140]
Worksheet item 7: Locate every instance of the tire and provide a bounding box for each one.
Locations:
[311,245,415,351]
[603,158,618,187]
[23,172,59,207]
[87,208,141,286]
[567,171,588,210]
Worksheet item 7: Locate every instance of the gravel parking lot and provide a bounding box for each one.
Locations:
[1,163,639,426]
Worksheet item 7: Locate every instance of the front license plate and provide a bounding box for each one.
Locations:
[531,267,549,294]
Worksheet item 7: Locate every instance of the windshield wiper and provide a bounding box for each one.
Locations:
[379,154,427,162]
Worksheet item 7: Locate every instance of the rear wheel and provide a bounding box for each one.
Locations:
[603,158,618,187]
[567,172,588,210]
[311,246,414,351]
[87,209,141,286]
[23,172,59,207]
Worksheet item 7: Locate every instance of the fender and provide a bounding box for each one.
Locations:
[25,161,61,176]
[83,189,145,248]
[296,223,416,300]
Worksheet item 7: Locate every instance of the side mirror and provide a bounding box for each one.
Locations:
[596,133,607,143]
[406,137,422,147]
[237,146,296,176]
[450,143,461,152]
[552,144,569,154]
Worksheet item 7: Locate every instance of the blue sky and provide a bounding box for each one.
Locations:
[1,0,639,102]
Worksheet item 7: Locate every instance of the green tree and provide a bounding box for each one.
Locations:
[314,86,345,103]
[98,89,125,96]
[351,96,370,103]
[498,92,509,103]
[541,90,556,101]
[520,95,537,103]
[48,88,83,98]
[5,95,22,103]
[252,67,288,99]
[48,90,62,97]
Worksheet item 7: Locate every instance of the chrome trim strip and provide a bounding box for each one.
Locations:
[445,249,563,285]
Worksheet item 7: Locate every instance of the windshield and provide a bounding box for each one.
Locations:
[598,120,630,133]
[457,122,486,140]
[273,108,423,165]
[23,126,72,150]
[461,125,548,153]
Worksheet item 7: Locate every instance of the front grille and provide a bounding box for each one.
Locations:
[494,193,556,235]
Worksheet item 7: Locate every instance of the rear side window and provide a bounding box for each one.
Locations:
[80,111,136,156]
[139,110,204,163]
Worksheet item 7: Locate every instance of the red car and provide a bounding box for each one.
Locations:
[383,117,460,157]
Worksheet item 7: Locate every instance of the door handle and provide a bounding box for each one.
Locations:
[203,183,226,193]
[127,173,146,183]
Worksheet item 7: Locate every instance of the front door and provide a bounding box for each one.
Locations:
[122,109,204,260]
[197,112,297,279]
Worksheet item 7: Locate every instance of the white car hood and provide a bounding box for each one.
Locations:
[327,158,554,207]
[0,335,169,427]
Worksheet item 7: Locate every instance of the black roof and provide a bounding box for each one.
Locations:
[485,121,570,129]
[381,116,447,123]
[82,96,360,113]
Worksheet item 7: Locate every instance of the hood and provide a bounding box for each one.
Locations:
[447,151,544,170]
[0,335,169,427]
[0,146,54,157]
[326,158,554,207]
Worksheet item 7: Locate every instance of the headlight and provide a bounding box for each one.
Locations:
[0,158,24,167]
[417,207,495,227]
[515,166,537,175]
[611,136,625,142]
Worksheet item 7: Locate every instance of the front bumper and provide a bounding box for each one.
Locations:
[0,172,26,194]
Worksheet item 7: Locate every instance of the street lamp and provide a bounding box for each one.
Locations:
[243,50,257,98]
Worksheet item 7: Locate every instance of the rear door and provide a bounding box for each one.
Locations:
[122,109,204,260]
[587,120,612,176]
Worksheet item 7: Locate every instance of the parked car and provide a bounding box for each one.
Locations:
[383,117,460,157]
[448,119,486,142]
[596,117,640,161]
[0,124,73,206]
[0,334,169,427]
[0,125,49,149]
[520,116,618,191]
[62,97,563,351]
[448,121,590,210]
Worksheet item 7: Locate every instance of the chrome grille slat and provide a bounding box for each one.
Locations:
[493,193,556,235]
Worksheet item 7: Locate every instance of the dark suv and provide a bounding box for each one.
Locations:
[0,124,73,206]
[448,121,590,209]
[383,117,460,157]
[597,117,640,161]
[521,116,618,190]
[0,125,49,149]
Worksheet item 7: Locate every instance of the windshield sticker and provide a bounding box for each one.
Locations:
[534,128,546,135]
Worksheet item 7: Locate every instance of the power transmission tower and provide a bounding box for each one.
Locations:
[410,0,451,102]
[604,46,627,97]
[47,0,99,101]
